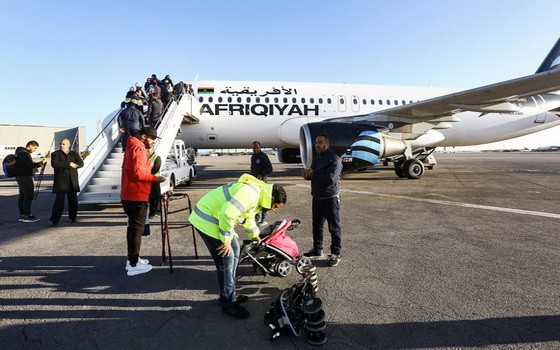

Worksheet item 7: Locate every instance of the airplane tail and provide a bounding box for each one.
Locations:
[535,37,560,73]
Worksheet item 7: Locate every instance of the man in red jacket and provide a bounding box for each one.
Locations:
[121,126,166,276]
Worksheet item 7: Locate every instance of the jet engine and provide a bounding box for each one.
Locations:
[299,122,407,171]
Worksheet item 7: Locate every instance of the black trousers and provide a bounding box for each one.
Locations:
[15,176,34,217]
[148,182,161,215]
[121,200,148,265]
[312,195,342,255]
[50,192,78,223]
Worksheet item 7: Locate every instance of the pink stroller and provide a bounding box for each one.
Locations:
[238,219,313,277]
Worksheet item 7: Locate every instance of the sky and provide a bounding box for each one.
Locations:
[1,0,560,149]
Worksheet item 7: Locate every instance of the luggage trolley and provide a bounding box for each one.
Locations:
[159,192,199,272]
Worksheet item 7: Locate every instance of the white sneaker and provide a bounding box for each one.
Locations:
[257,220,268,227]
[21,215,41,223]
[126,263,153,276]
[125,258,150,270]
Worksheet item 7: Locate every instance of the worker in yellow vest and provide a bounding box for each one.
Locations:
[189,174,287,320]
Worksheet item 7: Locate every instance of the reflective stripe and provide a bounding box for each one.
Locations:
[229,197,245,213]
[194,206,218,225]
[222,182,249,213]
[222,183,234,201]
[245,184,260,196]
[220,229,232,237]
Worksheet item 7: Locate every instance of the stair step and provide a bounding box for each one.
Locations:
[82,184,121,193]
[105,158,122,165]
[93,170,121,178]
[107,153,124,160]
[79,192,121,204]
[100,164,121,172]
[90,178,121,186]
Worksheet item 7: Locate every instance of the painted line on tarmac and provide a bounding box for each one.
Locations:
[295,184,560,219]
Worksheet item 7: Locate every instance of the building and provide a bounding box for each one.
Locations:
[0,124,86,157]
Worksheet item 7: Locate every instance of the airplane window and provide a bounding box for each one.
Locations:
[327,98,332,104]
[256,97,261,103]
[319,98,323,104]
[237,97,242,103]
[301,98,306,103]
[379,99,383,105]
[370,99,375,105]
[265,97,270,103]
[198,97,204,103]
[218,97,223,102]
[246,97,251,103]
[283,97,288,103]
[340,98,345,104]
[394,100,398,105]
[292,98,297,103]
[310,98,315,103]
[410,100,413,104]
[362,99,367,105]
[386,99,391,105]
[228,97,232,103]
[352,98,357,104]
[274,97,279,103]
[209,97,213,103]
[402,100,406,105]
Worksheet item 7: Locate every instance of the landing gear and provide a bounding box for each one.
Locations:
[402,159,424,179]
[394,158,424,179]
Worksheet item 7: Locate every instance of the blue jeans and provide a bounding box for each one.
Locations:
[196,228,240,308]
[255,209,268,223]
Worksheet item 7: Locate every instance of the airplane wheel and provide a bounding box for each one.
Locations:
[403,159,424,179]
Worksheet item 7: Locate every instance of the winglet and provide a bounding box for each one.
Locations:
[535,37,560,73]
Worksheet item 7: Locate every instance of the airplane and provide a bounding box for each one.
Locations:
[175,38,560,179]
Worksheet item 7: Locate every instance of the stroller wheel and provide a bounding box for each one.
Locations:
[296,256,313,274]
[306,331,328,346]
[274,260,292,277]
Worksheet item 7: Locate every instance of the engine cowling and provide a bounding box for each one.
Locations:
[299,122,407,171]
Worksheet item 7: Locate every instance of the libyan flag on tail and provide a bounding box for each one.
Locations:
[197,87,214,94]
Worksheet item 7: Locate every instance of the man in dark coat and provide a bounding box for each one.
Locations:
[250,141,273,226]
[15,140,47,222]
[302,133,343,267]
[118,101,145,152]
[49,139,84,226]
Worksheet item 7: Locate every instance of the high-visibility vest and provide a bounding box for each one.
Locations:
[189,174,273,243]
[149,153,161,176]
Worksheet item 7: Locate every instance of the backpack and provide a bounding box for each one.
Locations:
[3,154,18,177]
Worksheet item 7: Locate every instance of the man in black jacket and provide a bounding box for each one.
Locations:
[15,140,47,223]
[49,139,84,227]
[302,133,343,266]
[118,102,145,152]
[250,141,273,226]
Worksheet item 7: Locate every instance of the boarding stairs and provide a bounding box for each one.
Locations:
[77,93,194,204]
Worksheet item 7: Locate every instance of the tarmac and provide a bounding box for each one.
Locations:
[0,152,559,349]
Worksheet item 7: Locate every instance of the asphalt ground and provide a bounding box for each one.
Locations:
[0,152,559,349]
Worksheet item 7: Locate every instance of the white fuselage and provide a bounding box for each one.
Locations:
[178,80,560,149]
